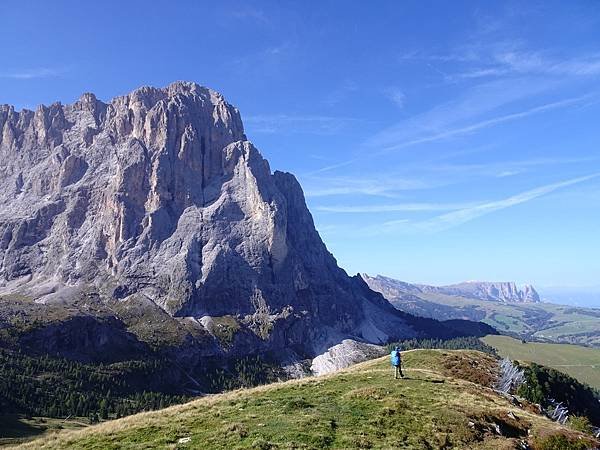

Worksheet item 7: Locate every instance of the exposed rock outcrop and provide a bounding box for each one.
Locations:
[310,339,387,376]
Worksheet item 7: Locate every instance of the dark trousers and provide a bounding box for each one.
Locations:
[394,365,403,379]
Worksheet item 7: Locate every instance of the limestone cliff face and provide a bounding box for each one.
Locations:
[433,281,541,303]
[0,82,448,362]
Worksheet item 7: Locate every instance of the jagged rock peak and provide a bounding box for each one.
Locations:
[443,281,541,303]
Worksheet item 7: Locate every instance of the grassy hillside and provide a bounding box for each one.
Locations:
[482,335,600,390]
[8,350,597,450]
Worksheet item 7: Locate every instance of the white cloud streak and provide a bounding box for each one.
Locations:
[245,114,360,135]
[373,92,593,154]
[424,156,600,178]
[417,173,600,232]
[316,173,600,237]
[315,202,477,213]
[311,79,595,175]
[302,175,434,198]
[229,9,270,24]
[454,50,600,80]
[401,42,600,80]
[307,154,599,198]
[0,67,65,79]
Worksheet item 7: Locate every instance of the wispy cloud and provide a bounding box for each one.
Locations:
[311,76,596,175]
[316,173,600,238]
[229,8,270,24]
[383,87,406,108]
[497,170,521,178]
[306,158,359,175]
[436,41,600,81]
[0,67,66,79]
[381,94,591,153]
[480,50,600,79]
[353,77,557,158]
[454,67,510,79]
[245,114,360,135]
[424,156,600,179]
[413,173,600,233]
[395,31,600,84]
[314,202,477,213]
[307,154,599,197]
[369,70,591,146]
[302,175,435,198]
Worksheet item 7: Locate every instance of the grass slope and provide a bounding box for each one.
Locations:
[0,416,88,447]
[9,350,597,450]
[482,335,600,390]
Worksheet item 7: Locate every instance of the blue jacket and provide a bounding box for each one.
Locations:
[390,350,401,366]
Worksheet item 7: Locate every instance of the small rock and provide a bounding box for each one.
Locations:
[178,437,191,444]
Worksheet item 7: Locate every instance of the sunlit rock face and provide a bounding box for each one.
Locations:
[364,275,541,304]
[431,281,541,303]
[0,82,457,364]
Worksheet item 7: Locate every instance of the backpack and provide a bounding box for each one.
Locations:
[390,350,400,366]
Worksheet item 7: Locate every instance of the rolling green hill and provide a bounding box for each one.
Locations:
[7,350,598,449]
[482,335,600,390]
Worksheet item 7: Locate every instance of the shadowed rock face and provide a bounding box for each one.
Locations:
[0,82,458,364]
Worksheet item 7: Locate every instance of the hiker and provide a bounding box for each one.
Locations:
[390,346,404,379]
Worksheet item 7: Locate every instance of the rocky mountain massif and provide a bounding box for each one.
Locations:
[0,82,479,385]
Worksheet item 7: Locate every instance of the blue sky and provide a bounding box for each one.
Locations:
[1,1,600,293]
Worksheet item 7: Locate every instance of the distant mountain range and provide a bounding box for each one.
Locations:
[365,276,540,304]
[362,274,600,348]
